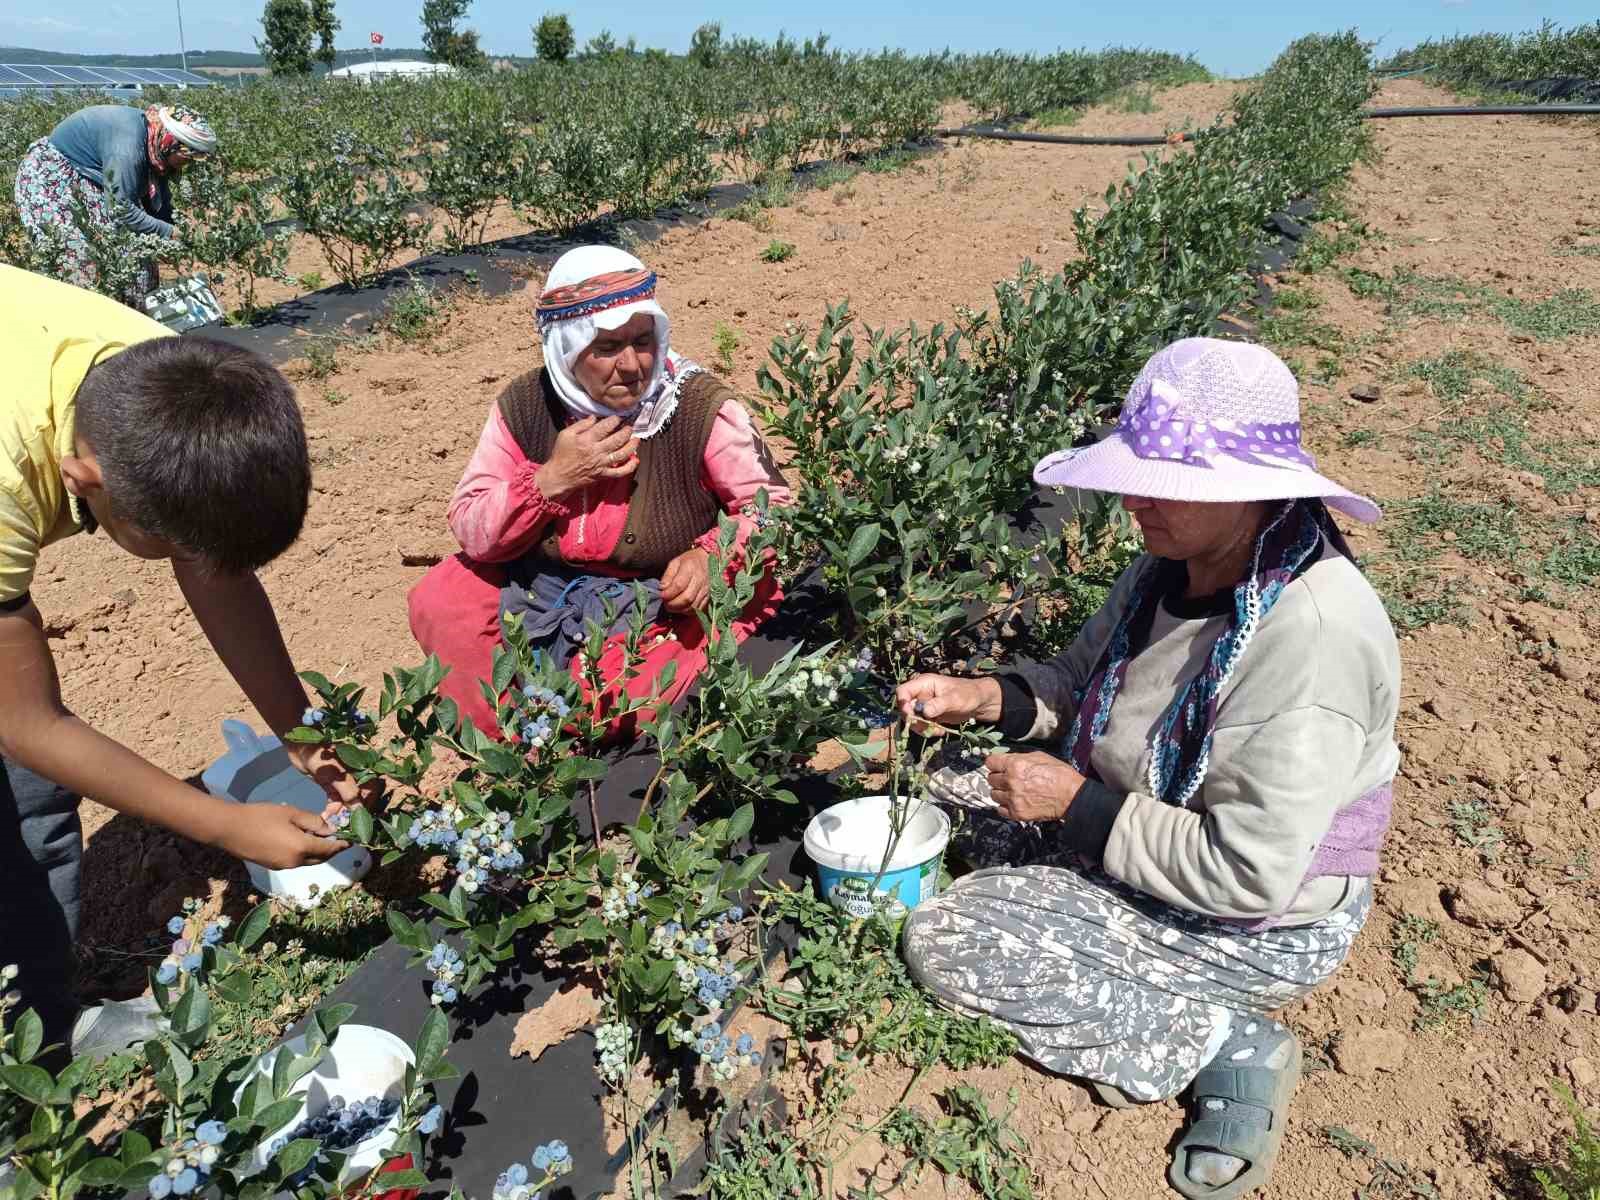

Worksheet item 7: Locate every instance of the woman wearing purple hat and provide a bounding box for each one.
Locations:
[896,338,1400,1199]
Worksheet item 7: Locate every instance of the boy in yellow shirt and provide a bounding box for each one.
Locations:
[1,265,357,1056]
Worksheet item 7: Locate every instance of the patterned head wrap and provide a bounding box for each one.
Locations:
[144,105,216,187]
[535,245,700,441]
[1063,499,1355,809]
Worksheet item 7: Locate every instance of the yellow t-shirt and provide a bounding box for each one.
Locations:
[0,265,171,605]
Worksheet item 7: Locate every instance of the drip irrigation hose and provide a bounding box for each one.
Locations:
[936,102,1600,147]
[1363,103,1600,117]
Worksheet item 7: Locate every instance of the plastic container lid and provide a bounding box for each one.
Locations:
[803,794,950,874]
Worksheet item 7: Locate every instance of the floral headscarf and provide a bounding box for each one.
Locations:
[143,105,216,197]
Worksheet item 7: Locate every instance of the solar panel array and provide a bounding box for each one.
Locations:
[0,64,217,99]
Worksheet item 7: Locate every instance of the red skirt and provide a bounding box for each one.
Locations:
[407,553,782,742]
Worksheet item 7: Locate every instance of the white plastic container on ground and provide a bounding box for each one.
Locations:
[201,720,371,908]
[239,1023,416,1186]
[803,794,950,919]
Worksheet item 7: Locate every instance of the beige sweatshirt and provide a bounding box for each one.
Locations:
[1011,541,1401,925]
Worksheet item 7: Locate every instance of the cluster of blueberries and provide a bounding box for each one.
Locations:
[154,913,230,986]
[451,808,525,891]
[518,683,573,749]
[427,941,464,1006]
[267,1094,400,1188]
[405,803,524,894]
[146,1122,227,1197]
[693,1025,764,1083]
[599,871,656,921]
[407,806,462,850]
[300,706,374,729]
[593,1021,631,1081]
[491,1139,574,1200]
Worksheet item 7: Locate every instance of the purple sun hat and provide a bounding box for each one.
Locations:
[1033,337,1381,523]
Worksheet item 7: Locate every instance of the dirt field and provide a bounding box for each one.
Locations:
[35,77,1600,1196]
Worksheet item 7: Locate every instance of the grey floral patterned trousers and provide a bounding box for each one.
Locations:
[903,859,1370,1102]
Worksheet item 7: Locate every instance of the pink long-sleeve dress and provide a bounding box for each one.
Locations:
[407,366,792,739]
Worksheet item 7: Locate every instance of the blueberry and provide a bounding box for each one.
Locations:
[148,1174,173,1199]
[196,1120,227,1146]
[166,916,185,935]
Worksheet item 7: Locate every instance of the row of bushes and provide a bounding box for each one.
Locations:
[760,30,1377,667]
[0,42,1204,308]
[1382,19,1600,91]
[0,32,1378,1200]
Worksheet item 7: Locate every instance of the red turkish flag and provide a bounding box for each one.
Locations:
[370,31,384,45]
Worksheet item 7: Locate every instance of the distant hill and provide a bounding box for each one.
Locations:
[1,44,533,70]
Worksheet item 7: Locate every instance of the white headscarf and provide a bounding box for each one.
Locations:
[537,245,696,441]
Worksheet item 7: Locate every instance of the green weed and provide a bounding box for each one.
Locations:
[1348,270,1600,341]
[1362,561,1467,631]
[294,269,325,291]
[1553,241,1600,260]
[319,386,348,407]
[713,321,740,374]
[1390,913,1440,980]
[1342,429,1382,449]
[1388,491,1523,565]
[1539,526,1600,589]
[1447,796,1504,861]
[1536,1083,1600,1200]
[1494,290,1600,341]
[759,885,1017,1070]
[1412,974,1490,1032]
[1259,304,1345,357]
[377,278,453,343]
[303,335,340,379]
[809,162,859,191]
[880,1086,1035,1200]
[702,1117,822,1200]
[760,239,796,263]
[863,147,925,175]
[1030,106,1084,128]
[1323,1125,1440,1197]
[1109,85,1158,113]
[727,200,775,232]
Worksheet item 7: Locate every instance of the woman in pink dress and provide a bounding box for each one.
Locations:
[407,246,791,739]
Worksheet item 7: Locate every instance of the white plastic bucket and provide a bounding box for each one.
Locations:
[201,720,371,908]
[803,795,950,919]
[239,1023,416,1186]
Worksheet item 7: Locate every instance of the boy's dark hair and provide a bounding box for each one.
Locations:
[74,337,310,572]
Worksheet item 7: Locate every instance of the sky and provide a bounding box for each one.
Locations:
[2,1,1595,76]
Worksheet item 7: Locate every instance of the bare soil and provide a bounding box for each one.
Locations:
[36,77,1600,1196]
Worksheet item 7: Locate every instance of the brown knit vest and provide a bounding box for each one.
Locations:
[497,367,736,574]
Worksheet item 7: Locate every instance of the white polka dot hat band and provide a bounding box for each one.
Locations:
[1032,337,1381,523]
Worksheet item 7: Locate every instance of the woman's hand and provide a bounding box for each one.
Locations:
[661,547,712,613]
[895,674,1003,732]
[985,751,1085,822]
[539,415,640,499]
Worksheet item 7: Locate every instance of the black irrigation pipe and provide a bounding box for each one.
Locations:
[936,102,1600,147]
[1363,103,1600,117]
